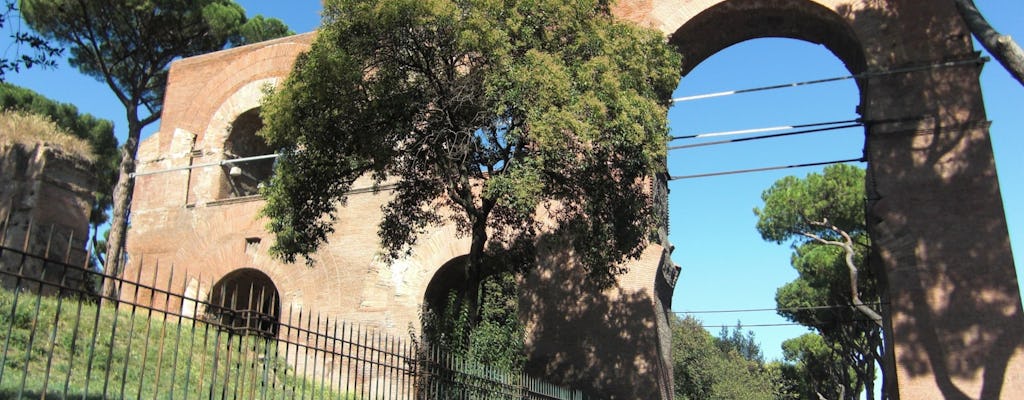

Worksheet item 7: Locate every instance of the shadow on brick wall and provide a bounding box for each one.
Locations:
[520,236,668,399]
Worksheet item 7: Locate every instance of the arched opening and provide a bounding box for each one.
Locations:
[421,254,523,368]
[669,0,866,77]
[659,2,1024,399]
[219,107,276,199]
[209,268,281,337]
[665,2,882,398]
[423,255,472,323]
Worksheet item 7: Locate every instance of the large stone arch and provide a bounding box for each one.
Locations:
[126,3,1024,398]
[667,0,867,76]
[611,0,1024,398]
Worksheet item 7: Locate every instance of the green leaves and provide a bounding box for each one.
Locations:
[754,165,881,399]
[670,316,782,400]
[22,0,293,118]
[235,15,294,45]
[754,164,866,244]
[262,0,681,285]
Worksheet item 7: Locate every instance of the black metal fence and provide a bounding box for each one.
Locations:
[0,222,587,399]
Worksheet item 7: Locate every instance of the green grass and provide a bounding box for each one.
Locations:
[0,288,359,399]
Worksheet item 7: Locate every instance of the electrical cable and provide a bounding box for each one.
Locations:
[670,57,989,103]
[671,119,860,141]
[698,323,808,328]
[698,320,877,329]
[668,123,862,151]
[669,158,865,181]
[675,302,888,315]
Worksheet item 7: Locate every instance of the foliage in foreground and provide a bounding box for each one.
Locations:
[670,315,784,400]
[0,287,353,399]
[754,164,883,399]
[259,0,681,317]
[0,0,63,80]
[420,271,525,373]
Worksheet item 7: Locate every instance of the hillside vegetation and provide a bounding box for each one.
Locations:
[0,110,94,161]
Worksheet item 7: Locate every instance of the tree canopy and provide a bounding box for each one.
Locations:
[22,0,292,285]
[754,163,865,245]
[670,316,782,400]
[754,164,884,399]
[260,0,680,295]
[777,332,856,400]
[0,1,62,80]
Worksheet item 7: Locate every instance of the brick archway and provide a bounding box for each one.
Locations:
[127,2,1023,398]
[612,0,1024,398]
[422,255,471,320]
[210,267,282,337]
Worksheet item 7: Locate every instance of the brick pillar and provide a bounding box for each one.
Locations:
[864,62,1024,399]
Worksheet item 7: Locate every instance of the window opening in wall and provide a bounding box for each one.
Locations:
[245,237,261,255]
[222,108,276,198]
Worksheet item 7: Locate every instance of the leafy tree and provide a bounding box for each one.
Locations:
[421,271,525,373]
[0,0,61,80]
[0,82,116,257]
[754,164,884,399]
[259,0,680,324]
[21,0,292,292]
[716,321,764,365]
[670,316,781,400]
[776,333,853,400]
[236,15,292,44]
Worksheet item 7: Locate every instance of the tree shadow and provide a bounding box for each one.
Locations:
[519,233,673,399]
[836,2,1024,398]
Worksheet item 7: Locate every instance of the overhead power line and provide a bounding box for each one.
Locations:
[700,323,807,328]
[675,302,887,315]
[671,119,860,141]
[698,320,877,329]
[130,153,282,178]
[668,122,862,151]
[669,158,865,181]
[670,57,989,103]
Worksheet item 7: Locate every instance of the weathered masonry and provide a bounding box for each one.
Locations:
[126,1,1023,399]
[1,142,94,293]
[126,32,678,399]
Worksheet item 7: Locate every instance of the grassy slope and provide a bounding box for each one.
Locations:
[0,287,356,399]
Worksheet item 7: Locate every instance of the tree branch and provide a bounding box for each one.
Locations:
[954,0,1024,86]
[802,219,884,328]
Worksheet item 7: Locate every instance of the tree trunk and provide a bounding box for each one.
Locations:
[803,223,884,327]
[101,123,140,299]
[840,240,884,328]
[954,0,1024,86]
[464,216,488,324]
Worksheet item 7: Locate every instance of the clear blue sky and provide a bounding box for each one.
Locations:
[667,1,1024,364]
[2,1,1020,364]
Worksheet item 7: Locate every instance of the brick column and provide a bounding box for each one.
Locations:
[864,63,1024,399]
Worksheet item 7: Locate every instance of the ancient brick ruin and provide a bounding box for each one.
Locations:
[125,1,1024,398]
[0,142,95,293]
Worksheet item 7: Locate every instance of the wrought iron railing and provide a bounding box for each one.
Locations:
[0,221,587,399]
